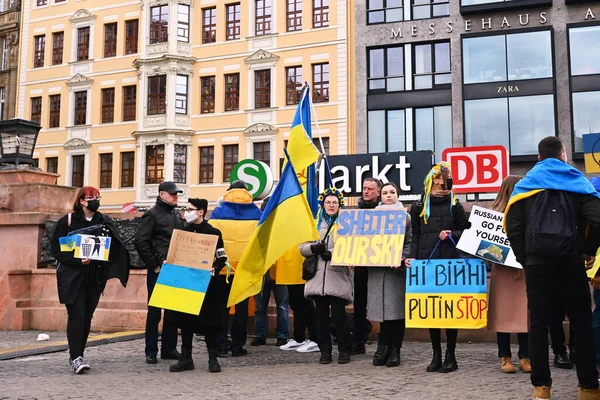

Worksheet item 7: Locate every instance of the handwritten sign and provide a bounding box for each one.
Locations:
[74,235,111,261]
[457,206,521,269]
[332,209,407,267]
[406,258,488,329]
[166,230,218,270]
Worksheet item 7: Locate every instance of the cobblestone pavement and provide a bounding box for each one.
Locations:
[0,331,583,400]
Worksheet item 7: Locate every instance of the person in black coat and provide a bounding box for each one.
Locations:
[50,186,129,374]
[134,181,184,364]
[406,162,470,374]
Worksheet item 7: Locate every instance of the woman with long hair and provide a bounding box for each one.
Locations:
[50,186,129,374]
[487,175,531,374]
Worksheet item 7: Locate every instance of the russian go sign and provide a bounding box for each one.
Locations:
[230,160,274,200]
[442,145,509,193]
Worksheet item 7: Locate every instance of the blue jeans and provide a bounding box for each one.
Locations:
[254,274,289,340]
[594,289,600,366]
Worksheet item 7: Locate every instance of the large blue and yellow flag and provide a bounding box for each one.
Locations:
[228,151,320,307]
[287,85,321,217]
[149,263,212,315]
[583,133,600,173]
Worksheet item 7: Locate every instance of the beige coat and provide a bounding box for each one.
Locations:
[487,263,528,333]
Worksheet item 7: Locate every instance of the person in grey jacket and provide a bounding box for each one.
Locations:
[302,187,354,365]
[367,182,412,368]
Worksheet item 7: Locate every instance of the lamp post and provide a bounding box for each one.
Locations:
[0,118,41,168]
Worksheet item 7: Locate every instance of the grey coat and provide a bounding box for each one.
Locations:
[367,202,412,322]
[302,218,354,305]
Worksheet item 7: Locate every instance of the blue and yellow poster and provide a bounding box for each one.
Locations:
[583,133,600,174]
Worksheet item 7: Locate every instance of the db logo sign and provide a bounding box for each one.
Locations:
[442,146,509,194]
[230,160,274,200]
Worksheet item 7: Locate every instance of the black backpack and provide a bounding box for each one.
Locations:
[526,190,578,257]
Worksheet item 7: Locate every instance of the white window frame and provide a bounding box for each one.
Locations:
[1,38,7,70]
[68,84,92,126]
[175,74,188,114]
[71,22,95,63]
[0,87,6,120]
[177,4,190,42]
[66,151,89,187]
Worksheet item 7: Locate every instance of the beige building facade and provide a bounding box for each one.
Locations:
[19,0,350,210]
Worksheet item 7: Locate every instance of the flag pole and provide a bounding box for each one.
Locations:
[306,82,333,187]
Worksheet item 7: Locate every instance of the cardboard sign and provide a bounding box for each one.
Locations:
[406,258,488,329]
[331,209,407,267]
[456,206,521,269]
[166,230,219,270]
[74,235,111,261]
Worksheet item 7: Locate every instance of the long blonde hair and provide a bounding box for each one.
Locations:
[490,175,522,212]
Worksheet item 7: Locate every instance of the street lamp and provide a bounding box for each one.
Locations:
[0,118,41,166]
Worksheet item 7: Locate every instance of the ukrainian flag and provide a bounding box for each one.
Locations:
[583,133,600,173]
[59,235,77,252]
[149,263,212,315]
[227,151,320,307]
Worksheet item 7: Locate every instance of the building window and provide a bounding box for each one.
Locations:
[572,92,600,154]
[175,75,188,114]
[120,152,135,187]
[313,0,329,28]
[46,157,58,174]
[287,0,302,32]
[463,30,552,84]
[49,94,60,128]
[222,144,238,182]
[412,0,449,20]
[367,0,403,24]
[52,32,63,65]
[150,5,169,44]
[368,109,406,152]
[177,5,190,42]
[313,137,330,155]
[224,73,240,111]
[145,145,164,184]
[34,35,45,68]
[414,42,451,89]
[74,91,87,125]
[104,23,117,57]
[286,66,303,106]
[464,95,555,156]
[202,7,217,44]
[226,3,241,40]
[256,0,272,36]
[199,146,214,183]
[30,97,42,125]
[415,106,452,162]
[123,85,136,122]
[253,142,271,166]
[101,88,115,123]
[0,87,5,120]
[570,25,600,76]
[125,20,138,54]
[368,46,404,93]
[174,144,187,183]
[1,38,7,70]
[201,76,215,114]
[77,27,90,61]
[313,63,329,103]
[37,0,47,5]
[147,75,166,115]
[99,153,113,189]
[71,155,85,187]
[255,69,271,109]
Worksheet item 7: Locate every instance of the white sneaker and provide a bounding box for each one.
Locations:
[296,340,319,353]
[69,356,90,374]
[279,339,305,351]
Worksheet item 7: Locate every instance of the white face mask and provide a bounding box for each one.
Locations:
[184,210,198,223]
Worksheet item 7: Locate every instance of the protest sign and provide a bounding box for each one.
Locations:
[331,209,407,267]
[74,235,111,261]
[456,205,521,269]
[149,230,219,315]
[406,258,488,329]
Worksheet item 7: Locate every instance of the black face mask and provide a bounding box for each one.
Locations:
[86,200,100,212]
[445,178,453,190]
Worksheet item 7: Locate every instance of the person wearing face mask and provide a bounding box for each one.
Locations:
[167,198,228,373]
[367,182,412,367]
[406,162,470,373]
[51,186,130,374]
[301,188,354,365]
[134,181,184,364]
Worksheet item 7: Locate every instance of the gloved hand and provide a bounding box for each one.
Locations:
[310,242,327,255]
[321,251,332,261]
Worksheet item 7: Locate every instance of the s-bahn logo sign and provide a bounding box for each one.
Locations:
[230,160,274,200]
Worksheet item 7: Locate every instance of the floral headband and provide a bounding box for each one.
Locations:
[317,187,345,208]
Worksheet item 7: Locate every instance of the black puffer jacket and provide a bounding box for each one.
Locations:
[408,195,470,260]
[134,198,184,270]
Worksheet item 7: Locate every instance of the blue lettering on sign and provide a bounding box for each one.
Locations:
[336,209,407,236]
[406,259,487,294]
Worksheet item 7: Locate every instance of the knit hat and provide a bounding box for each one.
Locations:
[420,161,456,224]
[228,180,248,191]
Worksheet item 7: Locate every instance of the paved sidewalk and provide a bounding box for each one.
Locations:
[0,330,582,399]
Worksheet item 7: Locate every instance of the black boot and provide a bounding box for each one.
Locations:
[426,349,442,372]
[373,346,390,366]
[373,343,385,360]
[338,350,351,364]
[169,347,194,372]
[386,347,400,367]
[208,348,221,373]
[569,345,576,365]
[439,350,458,373]
[319,352,332,364]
